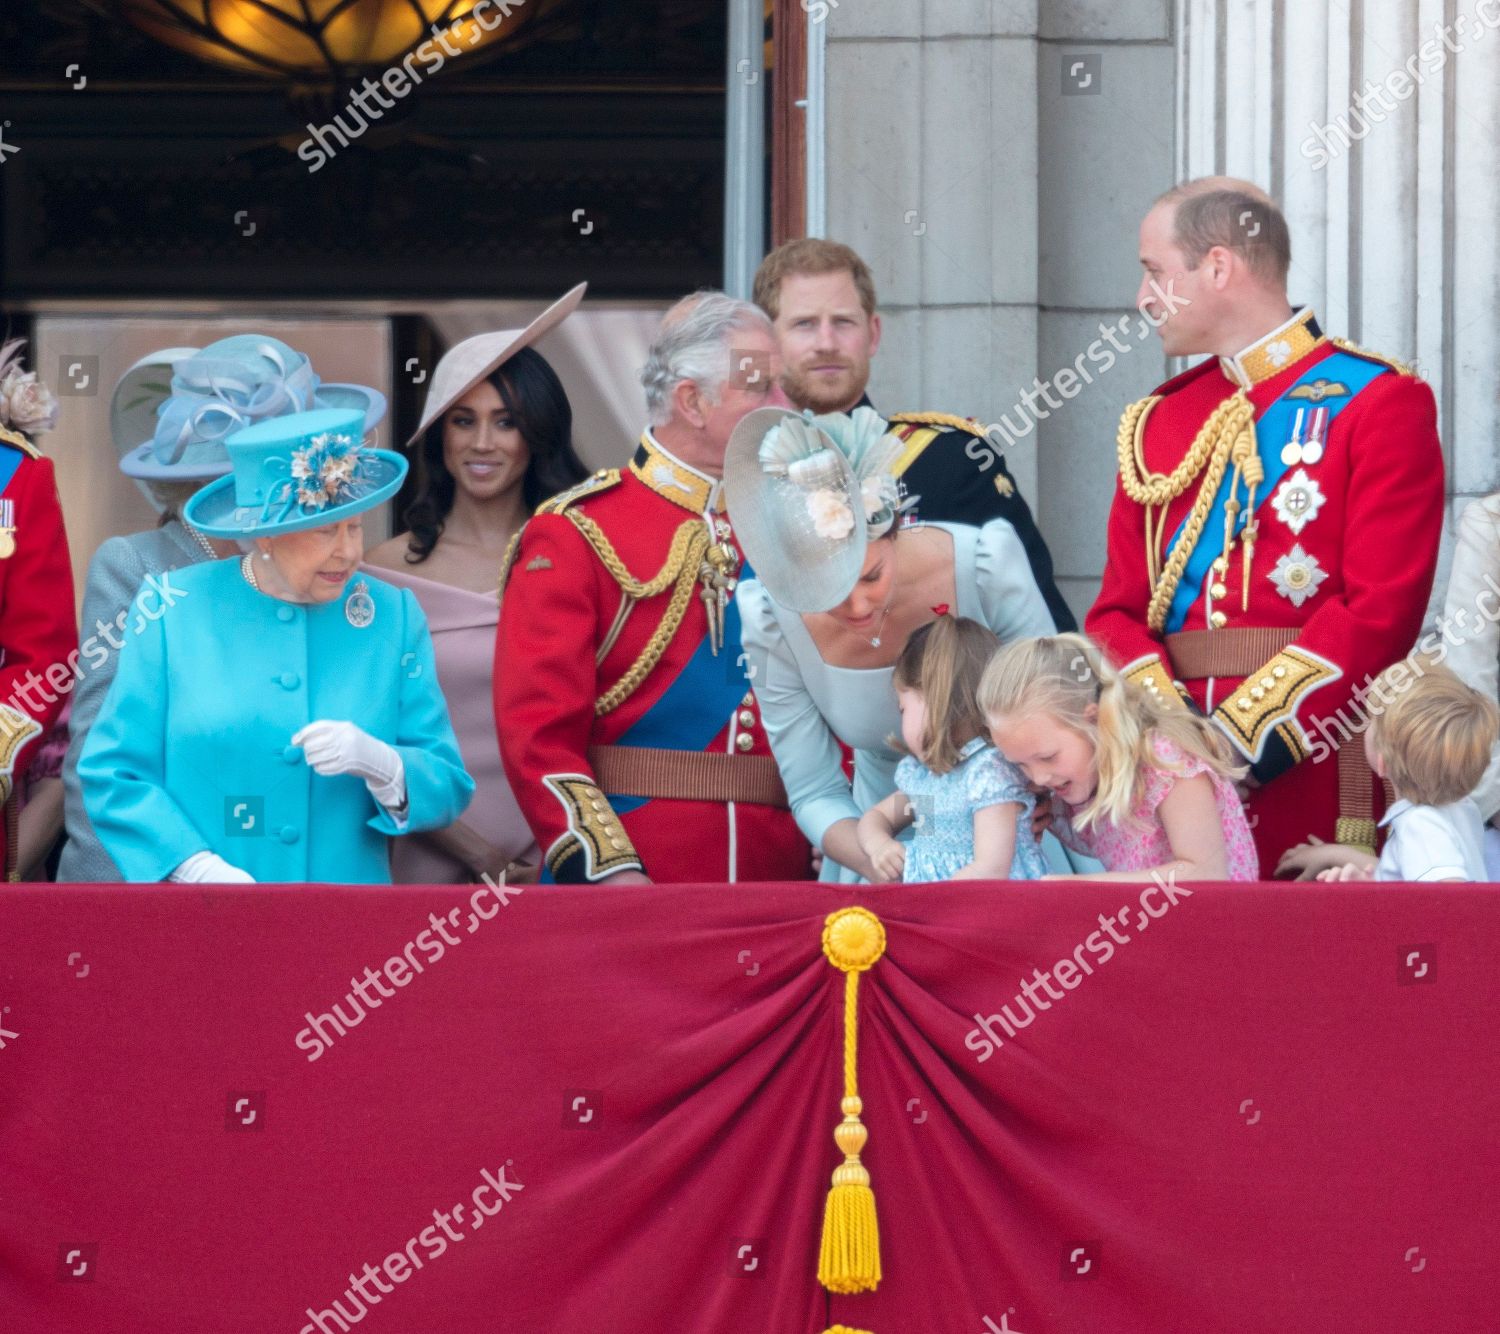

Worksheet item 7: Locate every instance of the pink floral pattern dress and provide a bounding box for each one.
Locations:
[1057,736,1259,881]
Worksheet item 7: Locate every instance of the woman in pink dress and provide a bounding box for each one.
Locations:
[366,287,589,884]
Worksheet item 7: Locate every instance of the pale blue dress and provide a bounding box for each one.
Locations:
[897,737,1048,882]
[737,520,1058,883]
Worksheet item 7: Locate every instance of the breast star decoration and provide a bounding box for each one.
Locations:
[1268,543,1328,607]
[1270,468,1326,536]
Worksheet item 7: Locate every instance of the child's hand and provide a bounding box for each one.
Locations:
[1028,785,1056,842]
[1276,837,1346,880]
[869,838,906,882]
[1316,862,1377,882]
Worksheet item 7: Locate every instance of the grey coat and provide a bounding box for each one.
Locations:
[58,521,212,882]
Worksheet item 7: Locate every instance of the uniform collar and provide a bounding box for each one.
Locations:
[1219,308,1326,389]
[630,430,721,513]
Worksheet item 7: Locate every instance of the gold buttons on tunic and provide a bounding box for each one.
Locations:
[1210,611,1228,629]
[738,709,756,727]
[741,693,755,707]
[736,733,754,752]
[1211,582,1227,600]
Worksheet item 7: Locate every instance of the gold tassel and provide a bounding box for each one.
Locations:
[817,907,887,1296]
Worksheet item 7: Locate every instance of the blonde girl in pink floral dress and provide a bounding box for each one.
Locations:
[979,633,1259,882]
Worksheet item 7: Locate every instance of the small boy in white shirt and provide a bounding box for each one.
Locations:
[1321,662,1500,883]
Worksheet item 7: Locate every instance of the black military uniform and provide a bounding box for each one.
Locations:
[859,396,1076,632]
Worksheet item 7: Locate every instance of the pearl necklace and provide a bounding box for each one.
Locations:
[184,522,218,561]
[240,553,261,592]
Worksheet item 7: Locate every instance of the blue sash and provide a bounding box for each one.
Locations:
[540,555,752,880]
[0,447,23,500]
[1162,350,1388,634]
[605,585,755,816]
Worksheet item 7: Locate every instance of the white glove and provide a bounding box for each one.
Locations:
[170,851,255,883]
[292,720,407,812]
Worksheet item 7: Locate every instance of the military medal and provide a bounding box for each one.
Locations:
[344,578,375,629]
[1268,544,1328,607]
[1271,468,1326,535]
[1281,406,1328,466]
[0,500,16,560]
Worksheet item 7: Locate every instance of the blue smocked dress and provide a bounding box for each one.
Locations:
[738,521,1059,882]
[895,737,1047,883]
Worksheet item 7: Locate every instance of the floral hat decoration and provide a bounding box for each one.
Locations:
[0,340,59,442]
[724,405,915,613]
[183,407,406,538]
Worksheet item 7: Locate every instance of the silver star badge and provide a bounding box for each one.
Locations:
[1268,544,1328,607]
[1271,468,1326,536]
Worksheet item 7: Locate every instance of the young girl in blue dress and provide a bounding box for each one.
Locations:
[857,612,1048,882]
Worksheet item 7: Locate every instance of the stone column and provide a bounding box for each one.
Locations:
[1177,0,1500,598]
[824,0,1179,626]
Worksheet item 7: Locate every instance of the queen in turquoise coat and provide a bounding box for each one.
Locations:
[79,407,474,883]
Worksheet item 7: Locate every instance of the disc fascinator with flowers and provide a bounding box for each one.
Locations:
[184,407,407,538]
[0,340,59,442]
[724,405,914,613]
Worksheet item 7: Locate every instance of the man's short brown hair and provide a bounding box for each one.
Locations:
[1155,177,1292,287]
[752,238,878,321]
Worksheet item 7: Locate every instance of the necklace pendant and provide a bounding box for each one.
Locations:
[344,579,375,629]
[870,637,881,647]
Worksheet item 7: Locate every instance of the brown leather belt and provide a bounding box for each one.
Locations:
[1164,627,1300,680]
[587,744,790,808]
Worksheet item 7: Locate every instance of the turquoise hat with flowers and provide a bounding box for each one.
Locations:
[183,407,406,538]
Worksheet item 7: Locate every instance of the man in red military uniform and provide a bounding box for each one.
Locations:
[495,292,813,884]
[1087,178,1444,871]
[0,424,78,877]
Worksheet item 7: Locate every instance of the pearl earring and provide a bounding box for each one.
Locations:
[260,551,271,561]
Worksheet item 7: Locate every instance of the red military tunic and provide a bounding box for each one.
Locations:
[1087,309,1444,870]
[495,431,812,884]
[0,427,78,875]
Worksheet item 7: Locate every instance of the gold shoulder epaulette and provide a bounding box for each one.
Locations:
[0,425,41,459]
[887,411,989,440]
[535,468,622,516]
[1330,337,1416,378]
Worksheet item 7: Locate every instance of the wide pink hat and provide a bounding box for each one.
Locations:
[405,282,586,448]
